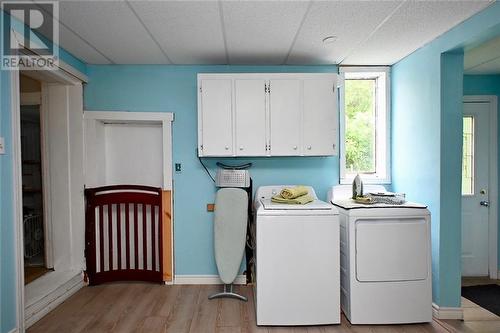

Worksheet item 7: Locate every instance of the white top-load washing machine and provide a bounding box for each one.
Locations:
[254,185,340,326]
[328,185,432,324]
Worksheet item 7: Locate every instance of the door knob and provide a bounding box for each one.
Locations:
[480,201,490,207]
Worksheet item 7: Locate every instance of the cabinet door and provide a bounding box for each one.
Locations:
[269,79,301,156]
[234,79,267,156]
[199,79,233,156]
[303,78,337,156]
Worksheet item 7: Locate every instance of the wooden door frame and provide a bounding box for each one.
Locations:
[463,95,498,279]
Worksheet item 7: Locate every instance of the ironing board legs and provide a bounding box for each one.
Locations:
[208,284,248,302]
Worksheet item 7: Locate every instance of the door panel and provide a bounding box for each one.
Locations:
[356,219,428,281]
[269,80,301,156]
[462,102,490,276]
[235,79,267,156]
[200,79,233,156]
[303,79,337,156]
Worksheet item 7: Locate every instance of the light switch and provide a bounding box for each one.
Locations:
[175,163,182,173]
[0,137,5,154]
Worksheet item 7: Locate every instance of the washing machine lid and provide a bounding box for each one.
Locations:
[260,199,333,211]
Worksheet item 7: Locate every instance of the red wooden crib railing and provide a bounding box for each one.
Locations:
[85,185,163,285]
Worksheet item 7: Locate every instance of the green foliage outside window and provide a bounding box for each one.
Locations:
[345,79,376,173]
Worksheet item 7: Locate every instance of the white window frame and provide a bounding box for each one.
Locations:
[339,66,391,184]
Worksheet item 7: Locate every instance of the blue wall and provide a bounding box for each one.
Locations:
[392,2,500,307]
[463,74,500,268]
[0,10,87,333]
[84,65,339,276]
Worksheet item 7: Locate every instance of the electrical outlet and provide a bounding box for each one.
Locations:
[175,163,182,173]
[0,137,5,155]
[207,204,215,212]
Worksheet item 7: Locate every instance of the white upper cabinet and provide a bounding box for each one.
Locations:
[198,73,338,157]
[235,79,267,156]
[198,79,233,156]
[269,79,302,156]
[303,78,338,156]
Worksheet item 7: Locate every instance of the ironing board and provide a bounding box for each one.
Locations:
[209,188,248,301]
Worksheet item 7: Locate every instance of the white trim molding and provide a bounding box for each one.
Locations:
[174,275,247,285]
[25,271,84,328]
[463,95,498,280]
[11,66,25,333]
[339,66,391,185]
[432,303,464,320]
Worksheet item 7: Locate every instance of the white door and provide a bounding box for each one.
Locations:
[461,101,491,276]
[303,78,337,156]
[269,79,301,156]
[200,79,233,156]
[234,79,267,156]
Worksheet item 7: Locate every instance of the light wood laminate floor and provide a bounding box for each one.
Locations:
[27,283,496,333]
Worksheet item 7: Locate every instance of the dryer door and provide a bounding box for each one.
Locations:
[355,218,429,282]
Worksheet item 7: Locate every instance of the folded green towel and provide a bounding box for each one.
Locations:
[280,186,309,199]
[271,194,314,205]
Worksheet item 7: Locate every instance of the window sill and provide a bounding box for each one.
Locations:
[340,177,391,186]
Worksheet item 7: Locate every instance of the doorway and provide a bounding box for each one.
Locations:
[19,74,51,284]
[461,96,498,280]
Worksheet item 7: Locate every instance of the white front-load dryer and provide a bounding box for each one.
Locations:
[254,185,340,326]
[328,185,432,324]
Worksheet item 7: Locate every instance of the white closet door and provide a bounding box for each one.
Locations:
[303,78,337,156]
[235,79,267,156]
[269,80,301,156]
[200,79,233,156]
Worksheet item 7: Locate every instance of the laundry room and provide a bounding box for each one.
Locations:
[2,1,500,333]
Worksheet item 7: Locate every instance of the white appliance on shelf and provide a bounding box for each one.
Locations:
[254,185,340,326]
[328,185,432,324]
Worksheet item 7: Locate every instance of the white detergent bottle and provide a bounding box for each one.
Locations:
[352,173,363,199]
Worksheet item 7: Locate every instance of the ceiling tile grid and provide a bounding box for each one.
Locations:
[49,0,495,66]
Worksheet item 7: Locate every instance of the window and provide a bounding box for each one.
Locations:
[340,67,390,184]
[462,116,474,195]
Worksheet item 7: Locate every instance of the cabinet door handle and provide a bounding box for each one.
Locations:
[239,146,244,151]
[307,146,312,150]
[293,146,297,150]
[225,146,229,150]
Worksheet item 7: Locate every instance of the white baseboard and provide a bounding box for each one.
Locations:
[25,271,85,328]
[174,274,247,285]
[8,328,19,333]
[432,303,463,320]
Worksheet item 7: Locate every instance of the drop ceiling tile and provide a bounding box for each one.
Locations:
[465,35,500,71]
[221,0,310,64]
[129,0,226,64]
[343,0,493,65]
[58,24,111,64]
[287,0,402,65]
[27,2,111,64]
[58,0,169,64]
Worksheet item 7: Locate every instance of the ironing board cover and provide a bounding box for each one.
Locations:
[214,188,248,284]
